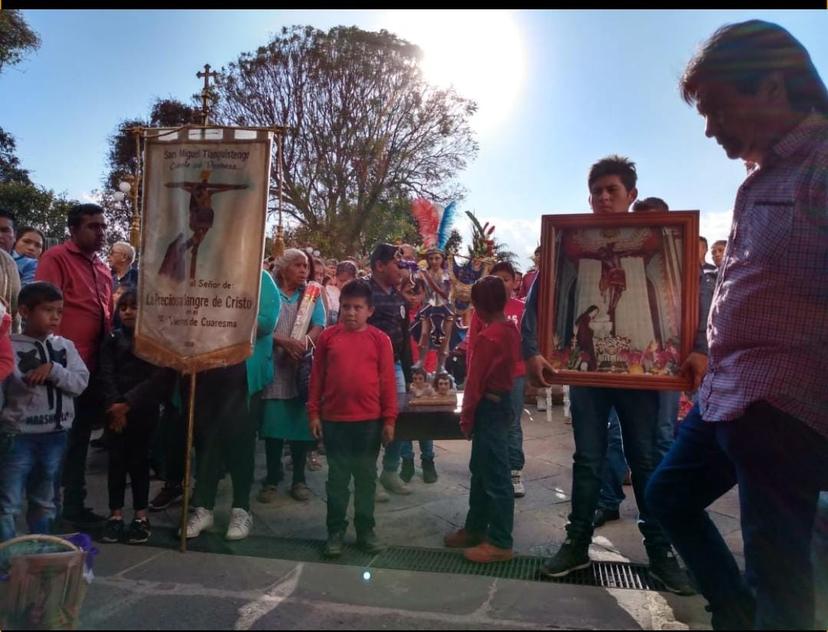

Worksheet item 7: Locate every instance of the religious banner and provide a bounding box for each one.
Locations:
[538,211,699,390]
[135,127,272,372]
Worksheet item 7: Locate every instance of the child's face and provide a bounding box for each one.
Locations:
[23,300,63,337]
[436,378,451,395]
[119,301,138,330]
[340,296,374,331]
[412,373,425,386]
[494,270,516,294]
[335,271,354,288]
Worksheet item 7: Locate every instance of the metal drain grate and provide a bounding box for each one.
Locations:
[147,528,666,592]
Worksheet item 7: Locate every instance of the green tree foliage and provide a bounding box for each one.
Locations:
[0,180,76,243]
[214,25,478,258]
[0,10,40,74]
[0,128,31,185]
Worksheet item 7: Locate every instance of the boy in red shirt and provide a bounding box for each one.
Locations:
[445,276,520,563]
[308,280,398,558]
[467,262,527,498]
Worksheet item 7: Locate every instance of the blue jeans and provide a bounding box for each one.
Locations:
[655,391,680,460]
[382,362,407,472]
[465,394,514,549]
[507,376,526,471]
[400,440,435,461]
[598,391,680,512]
[598,409,626,511]
[0,432,68,542]
[567,386,668,549]
[646,402,828,629]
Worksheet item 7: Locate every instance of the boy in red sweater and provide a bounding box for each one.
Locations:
[445,276,521,564]
[308,280,397,558]
[467,262,527,498]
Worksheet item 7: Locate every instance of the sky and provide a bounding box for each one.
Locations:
[2,9,827,270]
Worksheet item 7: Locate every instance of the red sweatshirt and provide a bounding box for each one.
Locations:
[307,324,398,427]
[467,298,526,379]
[461,319,520,435]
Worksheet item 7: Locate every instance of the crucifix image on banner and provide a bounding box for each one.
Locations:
[158,171,248,283]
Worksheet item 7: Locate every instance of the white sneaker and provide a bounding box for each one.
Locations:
[226,507,253,541]
[512,470,526,498]
[181,506,214,539]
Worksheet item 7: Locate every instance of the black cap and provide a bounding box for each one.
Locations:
[369,243,399,268]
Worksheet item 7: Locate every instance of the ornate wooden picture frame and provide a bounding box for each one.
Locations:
[538,211,699,390]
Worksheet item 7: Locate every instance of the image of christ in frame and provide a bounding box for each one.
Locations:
[537,211,699,391]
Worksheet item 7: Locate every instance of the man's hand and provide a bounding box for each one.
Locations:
[309,417,322,440]
[680,352,708,392]
[381,425,394,446]
[107,403,130,433]
[24,362,53,386]
[526,354,555,388]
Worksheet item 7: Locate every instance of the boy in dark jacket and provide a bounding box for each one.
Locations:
[99,289,173,544]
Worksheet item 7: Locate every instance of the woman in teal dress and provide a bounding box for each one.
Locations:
[258,249,325,502]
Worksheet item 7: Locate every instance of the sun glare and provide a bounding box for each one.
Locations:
[381,10,525,135]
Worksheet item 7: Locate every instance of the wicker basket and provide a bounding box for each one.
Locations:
[0,534,89,630]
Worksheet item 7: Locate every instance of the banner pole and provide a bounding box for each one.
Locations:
[180,371,198,553]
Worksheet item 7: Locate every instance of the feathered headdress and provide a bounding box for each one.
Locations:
[466,210,496,258]
[411,198,458,251]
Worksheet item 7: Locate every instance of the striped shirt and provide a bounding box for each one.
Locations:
[698,113,828,438]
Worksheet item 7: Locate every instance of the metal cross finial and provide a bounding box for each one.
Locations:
[196,63,219,125]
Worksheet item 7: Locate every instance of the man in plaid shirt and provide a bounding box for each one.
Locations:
[645,20,828,630]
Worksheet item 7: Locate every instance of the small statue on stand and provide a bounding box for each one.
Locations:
[408,369,458,407]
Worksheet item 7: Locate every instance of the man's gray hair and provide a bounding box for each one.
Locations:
[113,241,136,265]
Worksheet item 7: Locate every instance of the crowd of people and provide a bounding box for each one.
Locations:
[0,18,825,631]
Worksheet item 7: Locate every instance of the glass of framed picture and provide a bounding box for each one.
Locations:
[538,211,700,390]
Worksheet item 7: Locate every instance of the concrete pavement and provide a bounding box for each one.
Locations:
[71,400,736,629]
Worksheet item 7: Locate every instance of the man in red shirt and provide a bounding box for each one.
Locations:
[467,262,527,498]
[445,275,520,564]
[36,204,112,527]
[309,279,397,558]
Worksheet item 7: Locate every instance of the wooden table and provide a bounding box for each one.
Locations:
[394,393,466,441]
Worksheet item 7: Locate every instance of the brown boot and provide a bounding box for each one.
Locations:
[443,528,485,548]
[463,542,514,564]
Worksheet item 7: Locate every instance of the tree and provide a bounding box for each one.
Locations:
[0,128,31,185]
[214,25,478,257]
[0,180,76,242]
[0,10,40,75]
[101,98,201,239]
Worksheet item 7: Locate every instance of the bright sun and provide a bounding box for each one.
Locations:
[381,10,525,135]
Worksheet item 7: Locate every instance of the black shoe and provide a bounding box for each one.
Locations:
[323,531,345,558]
[356,531,385,555]
[149,485,183,511]
[400,458,414,483]
[64,506,108,527]
[539,539,591,578]
[421,458,438,484]
[126,518,151,544]
[593,507,620,528]
[101,518,125,543]
[647,547,696,596]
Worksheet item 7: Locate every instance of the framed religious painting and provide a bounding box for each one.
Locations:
[537,211,699,390]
